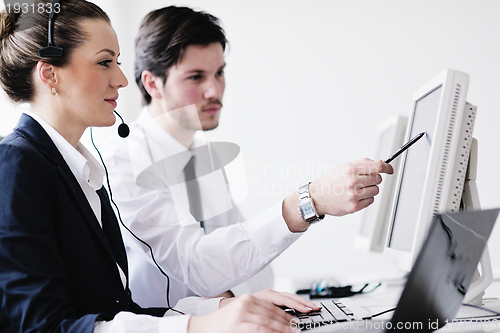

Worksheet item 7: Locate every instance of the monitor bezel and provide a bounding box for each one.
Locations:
[384,69,471,271]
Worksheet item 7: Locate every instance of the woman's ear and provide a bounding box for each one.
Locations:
[141,70,164,100]
[36,61,58,94]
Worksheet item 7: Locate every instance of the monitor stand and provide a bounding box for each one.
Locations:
[461,138,493,305]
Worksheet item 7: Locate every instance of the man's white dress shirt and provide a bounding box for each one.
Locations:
[102,106,302,307]
[24,112,219,333]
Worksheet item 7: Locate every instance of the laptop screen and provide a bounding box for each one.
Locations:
[389,209,499,332]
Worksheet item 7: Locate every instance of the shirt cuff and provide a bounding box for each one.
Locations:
[159,315,191,333]
[169,296,222,316]
[94,311,190,333]
[194,297,224,316]
[244,201,303,263]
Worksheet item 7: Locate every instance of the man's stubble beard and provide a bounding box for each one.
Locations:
[175,111,220,132]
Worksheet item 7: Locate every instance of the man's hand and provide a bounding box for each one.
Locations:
[220,289,320,313]
[250,289,320,312]
[312,158,393,216]
[189,290,319,332]
[283,158,393,232]
[188,293,296,333]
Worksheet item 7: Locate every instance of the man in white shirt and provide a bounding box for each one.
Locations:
[105,105,276,307]
[103,5,393,309]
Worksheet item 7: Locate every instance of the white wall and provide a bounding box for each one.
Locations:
[1,0,499,290]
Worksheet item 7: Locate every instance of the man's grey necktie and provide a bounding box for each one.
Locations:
[184,155,205,230]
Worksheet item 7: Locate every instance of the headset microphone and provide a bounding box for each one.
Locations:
[113,110,130,138]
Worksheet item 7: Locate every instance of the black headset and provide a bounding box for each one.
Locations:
[37,0,63,57]
[37,0,130,138]
[37,0,182,314]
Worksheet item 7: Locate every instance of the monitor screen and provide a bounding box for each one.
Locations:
[388,87,441,252]
[383,69,475,272]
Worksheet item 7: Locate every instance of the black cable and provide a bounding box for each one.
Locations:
[370,304,500,321]
[90,128,184,315]
[462,303,500,316]
[371,307,396,318]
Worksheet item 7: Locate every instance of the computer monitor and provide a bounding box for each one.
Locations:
[355,115,408,252]
[384,69,477,272]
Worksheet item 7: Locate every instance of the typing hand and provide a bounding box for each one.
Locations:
[188,293,295,333]
[248,289,321,313]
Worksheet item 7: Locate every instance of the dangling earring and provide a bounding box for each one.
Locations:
[51,87,57,96]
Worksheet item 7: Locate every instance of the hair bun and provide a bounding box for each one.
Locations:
[0,10,17,40]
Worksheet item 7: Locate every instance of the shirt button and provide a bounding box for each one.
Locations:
[243,275,249,280]
[272,245,279,252]
[285,237,292,242]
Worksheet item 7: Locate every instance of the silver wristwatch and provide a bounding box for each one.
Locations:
[298,183,325,224]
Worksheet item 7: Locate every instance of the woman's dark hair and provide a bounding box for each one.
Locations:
[0,0,110,103]
[135,6,227,105]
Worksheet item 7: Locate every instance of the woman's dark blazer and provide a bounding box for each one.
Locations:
[0,114,166,333]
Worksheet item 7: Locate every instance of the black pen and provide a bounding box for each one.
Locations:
[384,131,426,163]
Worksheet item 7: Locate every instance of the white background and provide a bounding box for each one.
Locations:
[1,0,499,290]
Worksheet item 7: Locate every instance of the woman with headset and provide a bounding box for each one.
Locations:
[0,1,318,332]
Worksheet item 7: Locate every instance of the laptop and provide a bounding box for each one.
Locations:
[289,208,499,332]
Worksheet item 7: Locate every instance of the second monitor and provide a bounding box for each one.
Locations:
[356,115,408,253]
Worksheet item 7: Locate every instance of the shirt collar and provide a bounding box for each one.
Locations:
[138,106,206,179]
[24,111,105,192]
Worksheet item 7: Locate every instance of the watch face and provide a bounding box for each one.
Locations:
[301,204,314,217]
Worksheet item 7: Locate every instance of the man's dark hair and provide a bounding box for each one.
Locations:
[135,6,227,105]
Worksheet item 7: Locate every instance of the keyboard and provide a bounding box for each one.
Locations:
[287,298,372,330]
